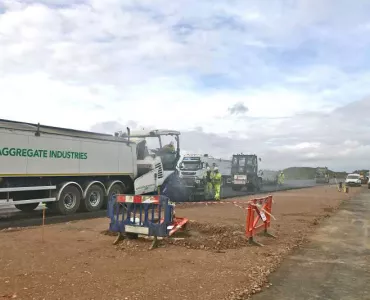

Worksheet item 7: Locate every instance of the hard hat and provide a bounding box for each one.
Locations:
[214,167,219,171]
[207,167,211,171]
[170,141,174,145]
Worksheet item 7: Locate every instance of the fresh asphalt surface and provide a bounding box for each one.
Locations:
[221,179,325,198]
[0,179,339,228]
[252,188,370,300]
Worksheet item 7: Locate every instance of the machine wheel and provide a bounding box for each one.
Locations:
[80,184,105,212]
[14,202,39,212]
[51,185,81,215]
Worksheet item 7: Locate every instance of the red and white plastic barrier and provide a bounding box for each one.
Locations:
[246,196,275,245]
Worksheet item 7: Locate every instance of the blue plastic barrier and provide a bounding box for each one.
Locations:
[108,194,187,238]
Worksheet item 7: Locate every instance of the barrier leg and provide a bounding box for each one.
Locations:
[248,236,263,247]
[246,205,263,246]
[263,229,277,239]
[263,196,277,239]
[149,235,159,250]
[113,232,124,245]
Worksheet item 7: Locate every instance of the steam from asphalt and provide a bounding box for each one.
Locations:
[160,172,189,202]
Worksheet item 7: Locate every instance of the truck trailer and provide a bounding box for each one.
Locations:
[0,119,181,215]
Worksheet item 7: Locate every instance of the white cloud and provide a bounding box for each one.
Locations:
[1,0,370,171]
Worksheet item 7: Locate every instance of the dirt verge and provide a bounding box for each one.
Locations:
[0,185,364,300]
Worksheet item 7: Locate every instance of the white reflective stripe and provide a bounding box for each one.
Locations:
[124,196,134,203]
[142,199,157,203]
[125,225,149,235]
[130,217,142,225]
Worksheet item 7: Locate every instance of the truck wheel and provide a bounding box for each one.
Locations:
[107,183,126,212]
[107,183,125,203]
[14,202,39,212]
[53,185,81,215]
[81,184,105,212]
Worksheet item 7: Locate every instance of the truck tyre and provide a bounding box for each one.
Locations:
[52,185,81,215]
[107,183,125,203]
[80,184,105,212]
[107,183,126,213]
[14,202,39,212]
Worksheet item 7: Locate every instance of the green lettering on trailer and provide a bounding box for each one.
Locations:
[0,147,88,160]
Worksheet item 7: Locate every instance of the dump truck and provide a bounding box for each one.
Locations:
[177,154,231,200]
[315,167,330,183]
[0,119,182,215]
[230,154,262,191]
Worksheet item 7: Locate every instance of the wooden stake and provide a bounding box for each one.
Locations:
[42,203,46,243]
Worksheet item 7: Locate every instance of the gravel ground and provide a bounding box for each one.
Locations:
[0,185,364,300]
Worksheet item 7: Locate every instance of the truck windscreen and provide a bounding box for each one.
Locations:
[181,162,201,170]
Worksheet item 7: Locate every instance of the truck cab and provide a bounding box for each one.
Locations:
[231,154,262,191]
[177,155,207,200]
[118,129,181,195]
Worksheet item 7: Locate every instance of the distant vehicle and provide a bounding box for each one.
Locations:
[230,154,262,192]
[368,177,370,189]
[345,173,362,187]
[315,167,330,184]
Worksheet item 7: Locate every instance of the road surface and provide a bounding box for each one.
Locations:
[252,188,370,300]
[221,179,334,198]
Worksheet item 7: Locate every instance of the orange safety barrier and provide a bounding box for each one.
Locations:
[246,195,276,246]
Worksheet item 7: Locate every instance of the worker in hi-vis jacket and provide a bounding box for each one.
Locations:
[204,167,213,199]
[278,171,285,185]
[212,167,222,201]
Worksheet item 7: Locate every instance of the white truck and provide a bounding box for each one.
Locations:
[203,155,232,186]
[0,119,181,215]
[177,154,232,200]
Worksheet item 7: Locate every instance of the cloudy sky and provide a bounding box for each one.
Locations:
[1,0,370,171]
